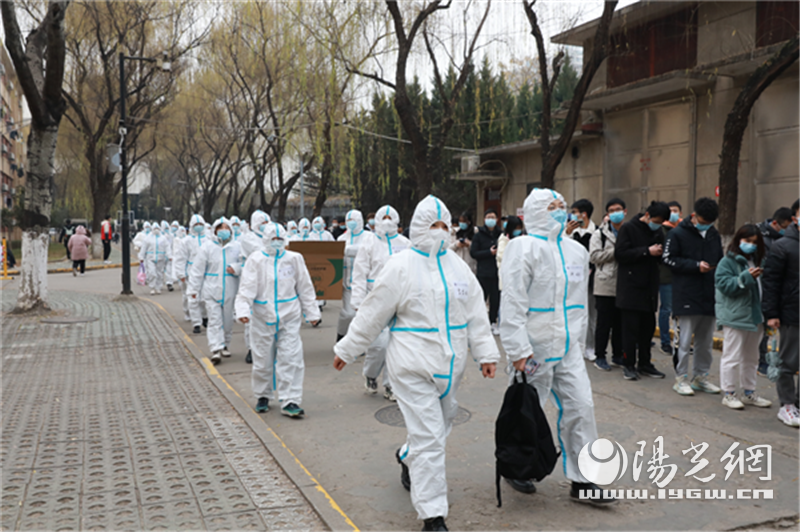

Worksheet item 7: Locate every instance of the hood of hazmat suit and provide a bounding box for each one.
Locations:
[173,213,207,279]
[187,217,242,303]
[337,210,368,291]
[292,218,312,241]
[241,211,270,259]
[308,216,334,241]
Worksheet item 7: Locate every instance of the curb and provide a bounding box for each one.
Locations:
[140,296,358,532]
[6,261,140,276]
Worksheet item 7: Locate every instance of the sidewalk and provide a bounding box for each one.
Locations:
[1,291,327,531]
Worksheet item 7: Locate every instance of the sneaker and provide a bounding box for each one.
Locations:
[609,357,624,368]
[757,362,769,377]
[211,351,221,365]
[690,375,721,394]
[365,377,378,394]
[255,397,269,413]
[638,365,665,379]
[722,393,745,410]
[193,325,201,334]
[594,359,611,372]
[505,478,537,494]
[569,481,618,507]
[740,392,772,408]
[583,348,596,361]
[384,386,397,402]
[72,268,77,277]
[622,367,639,380]
[156,288,162,294]
[80,273,85,276]
[777,404,800,427]
[673,376,695,396]
[422,517,448,531]
[167,284,174,292]
[491,322,500,336]
[395,448,411,491]
[202,318,208,328]
[245,350,252,364]
[660,344,673,356]
[221,348,231,357]
[150,289,156,295]
[281,402,305,418]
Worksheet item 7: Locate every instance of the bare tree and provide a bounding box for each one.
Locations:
[717,37,799,236]
[1,0,70,312]
[522,0,617,189]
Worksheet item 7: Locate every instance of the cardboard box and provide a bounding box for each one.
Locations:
[287,241,345,300]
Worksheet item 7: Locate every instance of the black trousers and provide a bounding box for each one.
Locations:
[64,243,71,260]
[477,274,500,324]
[102,239,111,261]
[620,309,655,369]
[72,260,85,274]
[595,295,622,361]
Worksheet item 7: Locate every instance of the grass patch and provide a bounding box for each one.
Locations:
[7,240,67,264]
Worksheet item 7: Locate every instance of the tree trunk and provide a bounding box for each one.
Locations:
[718,37,799,236]
[313,121,334,217]
[90,165,115,260]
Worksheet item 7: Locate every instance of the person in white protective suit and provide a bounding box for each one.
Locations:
[309,216,334,241]
[229,216,245,243]
[499,188,616,506]
[172,225,191,321]
[133,221,151,253]
[351,204,411,400]
[336,210,369,342]
[286,220,298,239]
[159,221,175,291]
[334,195,499,532]
[235,222,321,418]
[188,218,242,365]
[174,214,209,334]
[290,218,312,241]
[138,222,171,294]
[240,211,272,365]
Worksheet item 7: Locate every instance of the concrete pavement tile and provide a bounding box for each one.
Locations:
[203,510,267,531]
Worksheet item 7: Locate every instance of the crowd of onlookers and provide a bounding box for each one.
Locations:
[452,197,799,428]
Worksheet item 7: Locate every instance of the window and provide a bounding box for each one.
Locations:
[757,2,799,48]
[608,6,698,88]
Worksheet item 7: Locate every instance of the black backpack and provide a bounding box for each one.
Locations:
[495,372,560,507]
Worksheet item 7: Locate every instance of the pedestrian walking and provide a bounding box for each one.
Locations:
[67,225,92,276]
[336,210,368,342]
[615,201,670,380]
[762,199,800,427]
[658,201,683,354]
[589,198,626,371]
[334,195,499,531]
[239,211,272,364]
[101,214,113,264]
[715,224,772,410]
[174,214,209,333]
[291,218,312,241]
[59,218,74,260]
[663,197,724,396]
[470,208,502,335]
[449,212,477,275]
[139,221,171,294]
[310,216,335,241]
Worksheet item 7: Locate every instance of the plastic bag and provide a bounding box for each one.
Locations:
[136,263,146,286]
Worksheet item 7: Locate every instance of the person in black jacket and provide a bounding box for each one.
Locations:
[59,218,74,260]
[615,201,670,381]
[470,208,502,335]
[663,197,724,396]
[763,199,799,427]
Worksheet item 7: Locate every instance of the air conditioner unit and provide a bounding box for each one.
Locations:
[10,187,15,195]
[2,145,7,154]
[2,183,8,192]
[10,153,15,161]
[461,155,480,174]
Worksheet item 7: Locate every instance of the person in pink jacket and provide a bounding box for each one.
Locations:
[67,225,92,276]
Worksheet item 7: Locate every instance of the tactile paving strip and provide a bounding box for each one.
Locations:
[1,291,328,531]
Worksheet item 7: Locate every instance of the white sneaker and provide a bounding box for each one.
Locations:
[79,273,85,276]
[491,323,500,336]
[156,288,162,295]
[722,393,744,410]
[691,375,721,394]
[210,351,222,365]
[777,404,800,427]
[740,393,772,408]
[384,387,397,402]
[150,289,156,295]
[584,348,597,361]
[221,348,231,357]
[673,376,695,396]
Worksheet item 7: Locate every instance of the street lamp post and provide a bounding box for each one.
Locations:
[119,52,170,295]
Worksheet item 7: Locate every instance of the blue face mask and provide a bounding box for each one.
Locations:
[217,229,231,241]
[485,218,497,229]
[550,209,567,226]
[696,223,712,232]
[233,225,241,235]
[669,212,680,223]
[739,241,757,255]
[313,223,323,232]
[192,225,204,235]
[503,221,507,230]
[609,211,625,224]
[346,220,358,231]
[779,228,786,236]
[458,222,468,231]
[512,229,522,237]
[648,221,662,231]
[368,219,375,227]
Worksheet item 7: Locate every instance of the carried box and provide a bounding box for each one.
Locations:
[287,241,345,300]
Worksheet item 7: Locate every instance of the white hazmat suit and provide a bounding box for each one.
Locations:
[499,187,597,484]
[235,222,320,406]
[174,214,209,328]
[336,210,369,338]
[139,225,171,293]
[309,216,335,241]
[290,218,312,242]
[335,195,499,520]
[240,211,272,354]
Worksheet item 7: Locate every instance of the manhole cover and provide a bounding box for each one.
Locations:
[375,405,471,428]
[40,316,99,324]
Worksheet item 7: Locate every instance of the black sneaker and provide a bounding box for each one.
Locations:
[245,350,252,364]
[638,365,665,379]
[167,284,174,292]
[505,478,537,494]
[202,318,208,328]
[660,344,673,356]
[193,325,201,334]
[623,367,639,380]
[312,319,321,328]
[594,359,611,371]
[422,517,447,531]
[757,362,769,377]
[281,402,305,418]
[336,333,344,342]
[255,397,269,413]
[570,482,618,507]
[396,448,410,491]
[609,357,624,368]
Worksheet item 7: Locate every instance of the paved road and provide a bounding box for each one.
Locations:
[1,289,326,531]
[6,269,799,531]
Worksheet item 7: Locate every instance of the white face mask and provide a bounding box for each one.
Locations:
[377,219,398,237]
[429,228,450,255]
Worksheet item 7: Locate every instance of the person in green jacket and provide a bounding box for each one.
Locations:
[715,224,772,410]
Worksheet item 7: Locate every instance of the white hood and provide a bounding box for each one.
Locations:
[345,209,364,234]
[410,195,451,254]
[523,187,566,238]
[249,211,270,237]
